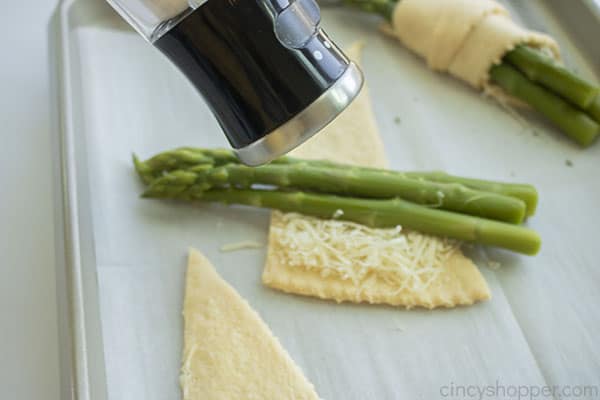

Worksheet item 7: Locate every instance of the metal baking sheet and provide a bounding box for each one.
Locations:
[53,0,600,399]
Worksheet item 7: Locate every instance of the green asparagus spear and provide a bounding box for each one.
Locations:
[505,46,599,109]
[177,147,240,165]
[271,159,538,215]
[132,148,237,184]
[133,154,160,185]
[132,150,212,184]
[135,148,539,217]
[403,171,538,217]
[135,156,543,254]
[142,179,541,255]
[271,157,538,217]
[199,163,527,223]
[490,63,600,147]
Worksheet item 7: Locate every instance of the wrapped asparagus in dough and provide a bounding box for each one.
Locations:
[344,0,600,147]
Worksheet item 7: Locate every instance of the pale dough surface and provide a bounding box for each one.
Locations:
[391,0,560,89]
[262,44,491,309]
[181,249,320,400]
[264,213,491,309]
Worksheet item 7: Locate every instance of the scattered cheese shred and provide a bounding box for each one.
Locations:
[332,209,345,219]
[270,212,460,293]
[220,241,264,252]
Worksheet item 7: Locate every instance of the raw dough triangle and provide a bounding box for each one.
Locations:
[181,249,320,400]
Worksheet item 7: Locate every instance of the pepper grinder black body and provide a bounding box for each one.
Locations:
[154,0,362,165]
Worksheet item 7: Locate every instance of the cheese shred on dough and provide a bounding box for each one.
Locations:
[262,44,491,309]
[273,212,459,292]
[265,212,490,309]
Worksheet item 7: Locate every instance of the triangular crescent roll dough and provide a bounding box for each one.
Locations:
[263,44,491,309]
[181,249,320,400]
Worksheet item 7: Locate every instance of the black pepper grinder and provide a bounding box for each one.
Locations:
[107,0,363,165]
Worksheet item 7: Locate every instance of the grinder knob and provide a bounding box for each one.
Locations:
[274,0,321,49]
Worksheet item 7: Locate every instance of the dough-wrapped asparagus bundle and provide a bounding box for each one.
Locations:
[342,0,600,147]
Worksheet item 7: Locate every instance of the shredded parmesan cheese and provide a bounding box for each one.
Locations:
[332,209,345,219]
[220,241,264,252]
[270,212,461,294]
